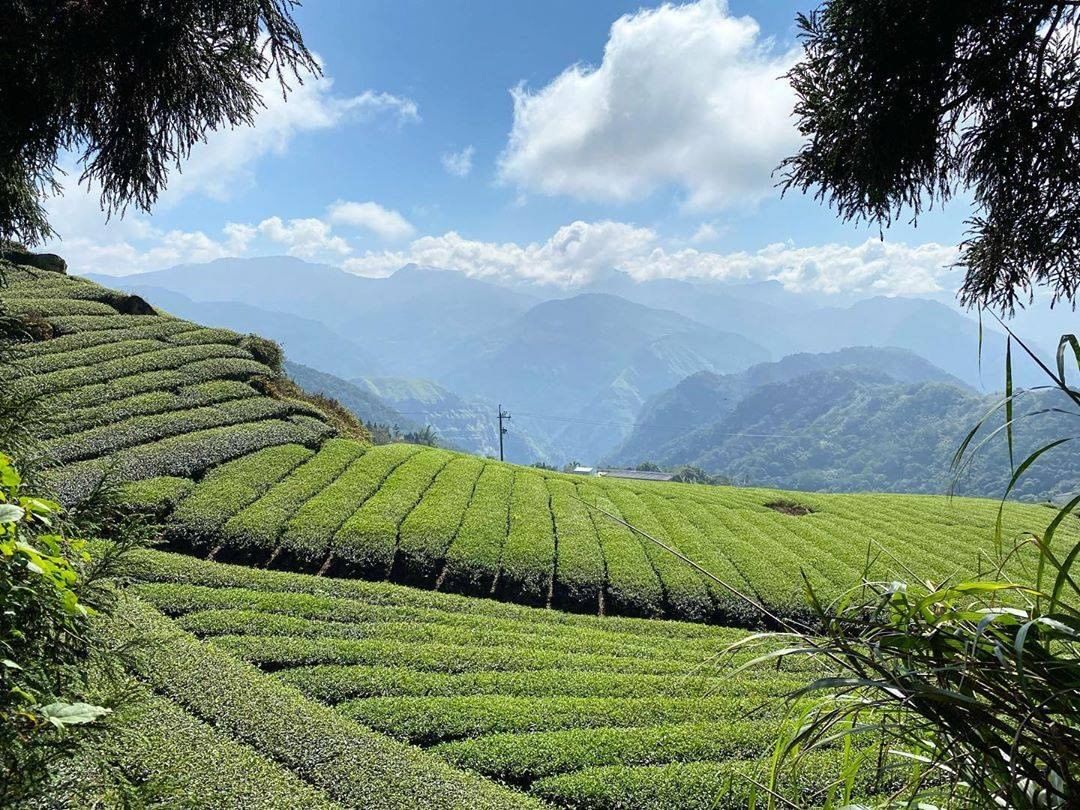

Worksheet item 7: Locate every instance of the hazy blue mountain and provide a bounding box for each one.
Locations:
[444,293,770,417]
[586,275,1036,389]
[107,284,383,379]
[284,361,411,429]
[636,369,1079,499]
[355,376,552,463]
[88,257,537,377]
[608,347,966,466]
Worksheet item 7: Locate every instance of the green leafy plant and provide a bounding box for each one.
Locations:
[0,451,111,804]
[727,333,1080,808]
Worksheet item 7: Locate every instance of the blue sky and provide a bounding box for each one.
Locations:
[50,0,978,302]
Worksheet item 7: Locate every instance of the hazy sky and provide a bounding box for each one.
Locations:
[49,0,981,302]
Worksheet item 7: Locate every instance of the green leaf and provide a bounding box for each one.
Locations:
[41,701,111,728]
[0,503,25,523]
[1005,336,1014,471]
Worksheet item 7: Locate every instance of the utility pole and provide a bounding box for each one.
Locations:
[497,404,511,462]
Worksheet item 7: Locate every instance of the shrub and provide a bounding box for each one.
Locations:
[222,438,367,553]
[496,471,555,606]
[332,448,451,574]
[397,455,485,584]
[168,444,314,546]
[439,464,514,595]
[239,334,283,374]
[339,694,784,745]
[103,598,539,809]
[0,453,111,804]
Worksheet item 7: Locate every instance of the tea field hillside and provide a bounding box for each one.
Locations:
[0,258,1070,627]
[103,548,892,809]
[3,255,1072,808]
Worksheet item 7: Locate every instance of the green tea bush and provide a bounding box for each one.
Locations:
[46,380,258,438]
[439,464,514,595]
[605,487,713,621]
[397,455,485,584]
[547,479,604,612]
[435,720,781,782]
[578,485,664,618]
[531,754,873,810]
[280,442,421,564]
[275,664,767,703]
[332,448,451,574]
[5,298,120,317]
[168,444,313,545]
[213,634,709,677]
[222,438,366,554]
[496,471,555,606]
[103,687,338,809]
[339,694,782,745]
[48,419,326,504]
[47,397,302,464]
[46,314,181,335]
[105,598,538,809]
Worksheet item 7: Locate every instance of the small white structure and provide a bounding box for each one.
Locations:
[570,465,596,476]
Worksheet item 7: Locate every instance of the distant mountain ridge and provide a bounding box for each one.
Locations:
[608,346,967,465]
[612,365,1080,499]
[87,256,1045,465]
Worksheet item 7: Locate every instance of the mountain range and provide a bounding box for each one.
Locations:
[87,256,1045,469]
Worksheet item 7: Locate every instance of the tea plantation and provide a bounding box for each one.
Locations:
[111,549,884,809]
[1,257,1065,807]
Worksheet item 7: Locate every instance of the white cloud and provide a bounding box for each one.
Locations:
[690,223,720,244]
[255,216,351,259]
[344,221,959,297]
[441,146,475,178]
[344,220,657,286]
[327,200,416,241]
[498,0,799,209]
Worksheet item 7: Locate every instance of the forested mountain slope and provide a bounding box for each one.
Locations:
[621,368,1080,500]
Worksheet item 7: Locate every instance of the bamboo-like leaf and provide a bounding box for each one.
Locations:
[1056,333,1080,383]
[1005,336,1014,471]
[993,438,1071,554]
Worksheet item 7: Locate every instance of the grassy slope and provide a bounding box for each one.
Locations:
[1,260,1069,625]
[120,549,877,810]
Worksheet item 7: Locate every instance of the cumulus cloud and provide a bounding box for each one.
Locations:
[327,200,416,241]
[344,221,959,296]
[441,146,475,178]
[255,216,351,259]
[498,0,799,209]
[344,220,657,286]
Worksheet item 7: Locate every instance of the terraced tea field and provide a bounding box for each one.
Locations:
[132,439,1062,623]
[0,263,336,503]
[0,259,1067,625]
[111,549,887,809]
[2,256,1070,807]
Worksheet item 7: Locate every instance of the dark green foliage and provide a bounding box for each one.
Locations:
[0,455,110,804]
[240,334,284,374]
[0,1,317,244]
[97,686,338,809]
[104,598,539,809]
[781,2,1080,312]
[119,550,841,808]
[638,370,1080,500]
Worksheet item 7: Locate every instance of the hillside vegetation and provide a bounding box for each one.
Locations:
[615,366,1080,500]
[0,259,1070,626]
[109,549,892,809]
